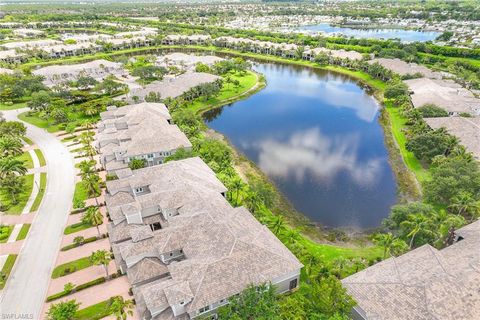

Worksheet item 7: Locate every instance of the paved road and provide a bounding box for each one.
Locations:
[1,109,75,319]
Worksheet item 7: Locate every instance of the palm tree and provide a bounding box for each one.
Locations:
[90,250,112,278]
[350,257,367,273]
[283,228,301,246]
[0,136,23,157]
[374,233,394,259]
[78,160,96,179]
[400,214,435,249]
[429,209,466,246]
[229,177,244,206]
[109,296,134,320]
[82,206,103,237]
[83,173,101,207]
[449,192,480,220]
[0,157,27,179]
[268,215,286,236]
[244,190,262,214]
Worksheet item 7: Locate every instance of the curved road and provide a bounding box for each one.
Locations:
[1,108,75,319]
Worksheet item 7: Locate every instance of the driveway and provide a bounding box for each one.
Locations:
[0,108,76,319]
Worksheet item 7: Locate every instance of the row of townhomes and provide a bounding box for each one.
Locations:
[97,102,191,174]
[96,102,303,319]
[342,219,480,320]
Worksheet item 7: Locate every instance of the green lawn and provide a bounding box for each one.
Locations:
[73,181,89,205]
[0,102,27,111]
[18,111,97,133]
[64,221,93,235]
[187,70,261,114]
[0,225,14,243]
[0,255,17,289]
[17,151,33,170]
[75,299,113,320]
[51,256,93,278]
[34,149,46,167]
[0,174,34,215]
[31,172,47,212]
[384,103,430,184]
[22,137,34,145]
[15,224,31,241]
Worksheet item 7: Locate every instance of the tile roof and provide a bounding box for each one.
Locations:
[342,219,480,320]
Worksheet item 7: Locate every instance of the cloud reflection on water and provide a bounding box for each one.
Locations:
[245,127,383,187]
[264,71,379,122]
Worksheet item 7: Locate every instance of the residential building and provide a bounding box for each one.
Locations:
[32,59,126,87]
[97,103,191,174]
[156,53,224,71]
[105,157,303,319]
[2,39,62,50]
[162,34,211,46]
[368,58,442,79]
[404,78,480,116]
[0,50,26,64]
[342,220,480,320]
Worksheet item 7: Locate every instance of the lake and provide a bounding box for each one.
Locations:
[204,63,397,229]
[295,23,440,42]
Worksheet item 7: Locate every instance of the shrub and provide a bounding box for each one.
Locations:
[417,104,448,118]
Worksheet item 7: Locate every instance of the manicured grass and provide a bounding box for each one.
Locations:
[22,137,34,145]
[0,174,34,215]
[300,237,382,262]
[15,224,31,241]
[384,103,431,184]
[64,221,92,235]
[75,299,113,320]
[18,111,97,133]
[17,151,33,169]
[0,255,17,289]
[30,172,47,212]
[187,70,262,114]
[0,225,14,244]
[51,256,93,278]
[34,149,46,167]
[0,102,27,111]
[73,181,89,205]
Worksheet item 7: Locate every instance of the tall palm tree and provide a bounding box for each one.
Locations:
[283,228,301,246]
[78,160,96,180]
[109,296,134,320]
[244,190,262,214]
[229,177,244,206]
[90,250,112,278]
[0,136,23,157]
[374,233,394,259]
[429,209,466,247]
[400,214,435,249]
[82,206,103,237]
[0,157,27,179]
[83,173,101,207]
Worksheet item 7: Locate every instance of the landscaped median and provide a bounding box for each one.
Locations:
[0,255,18,289]
[51,256,93,279]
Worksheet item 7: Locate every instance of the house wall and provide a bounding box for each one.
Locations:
[272,268,301,293]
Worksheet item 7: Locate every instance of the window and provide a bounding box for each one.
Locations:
[147,153,154,158]
[169,252,173,257]
[289,278,298,290]
[149,222,162,231]
[199,306,210,314]
[135,187,144,193]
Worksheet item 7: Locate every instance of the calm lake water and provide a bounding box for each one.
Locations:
[296,23,440,42]
[204,63,397,228]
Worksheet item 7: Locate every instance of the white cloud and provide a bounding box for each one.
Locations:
[246,127,384,187]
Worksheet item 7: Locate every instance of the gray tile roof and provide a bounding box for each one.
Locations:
[106,158,302,319]
[369,58,442,79]
[404,78,480,115]
[342,219,480,320]
[424,117,480,159]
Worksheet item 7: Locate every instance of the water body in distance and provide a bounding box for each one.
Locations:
[295,23,440,42]
[204,63,397,229]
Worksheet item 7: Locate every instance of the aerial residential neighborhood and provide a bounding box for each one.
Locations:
[0,1,479,320]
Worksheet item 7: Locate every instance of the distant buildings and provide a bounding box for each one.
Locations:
[342,220,480,320]
[32,59,127,87]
